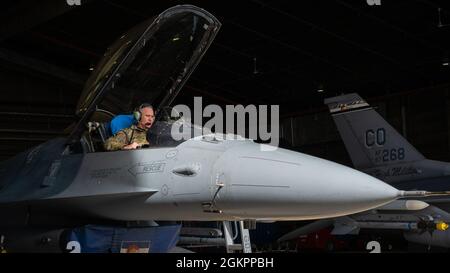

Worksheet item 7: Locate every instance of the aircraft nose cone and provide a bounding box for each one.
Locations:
[216,144,400,220]
[306,163,400,215]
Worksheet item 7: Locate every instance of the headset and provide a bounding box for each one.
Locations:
[133,103,154,122]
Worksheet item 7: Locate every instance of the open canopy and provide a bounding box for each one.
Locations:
[67,5,221,144]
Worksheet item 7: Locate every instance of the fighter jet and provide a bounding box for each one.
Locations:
[0,6,438,251]
[278,93,450,249]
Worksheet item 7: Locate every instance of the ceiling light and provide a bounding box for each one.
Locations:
[442,52,449,66]
[317,84,324,93]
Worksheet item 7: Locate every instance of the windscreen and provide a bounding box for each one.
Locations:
[99,12,214,115]
[68,5,221,144]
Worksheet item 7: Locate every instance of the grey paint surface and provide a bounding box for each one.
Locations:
[321,93,450,248]
[0,7,412,233]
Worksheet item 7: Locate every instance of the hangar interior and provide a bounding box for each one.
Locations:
[0,0,450,253]
[0,0,449,163]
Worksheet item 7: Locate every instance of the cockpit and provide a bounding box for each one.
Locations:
[65,6,221,153]
[79,106,192,153]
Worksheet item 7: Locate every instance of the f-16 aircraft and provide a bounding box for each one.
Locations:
[278,93,450,250]
[0,6,440,252]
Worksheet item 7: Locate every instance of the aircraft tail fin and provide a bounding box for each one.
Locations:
[324,93,424,170]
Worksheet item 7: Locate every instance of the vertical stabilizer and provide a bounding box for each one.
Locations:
[324,93,424,169]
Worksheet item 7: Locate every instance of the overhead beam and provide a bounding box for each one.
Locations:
[0,129,64,135]
[0,112,73,118]
[0,48,86,84]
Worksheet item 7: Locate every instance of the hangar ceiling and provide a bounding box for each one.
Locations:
[0,0,449,160]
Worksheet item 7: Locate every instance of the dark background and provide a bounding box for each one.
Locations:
[0,0,449,165]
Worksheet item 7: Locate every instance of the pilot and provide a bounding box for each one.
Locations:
[104,103,155,151]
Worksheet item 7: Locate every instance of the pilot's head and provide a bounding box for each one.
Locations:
[134,103,155,130]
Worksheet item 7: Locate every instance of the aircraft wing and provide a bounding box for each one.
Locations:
[277,200,450,241]
[44,188,159,201]
[0,190,159,227]
[277,219,334,242]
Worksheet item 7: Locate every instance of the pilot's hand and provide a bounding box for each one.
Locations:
[123,142,140,150]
